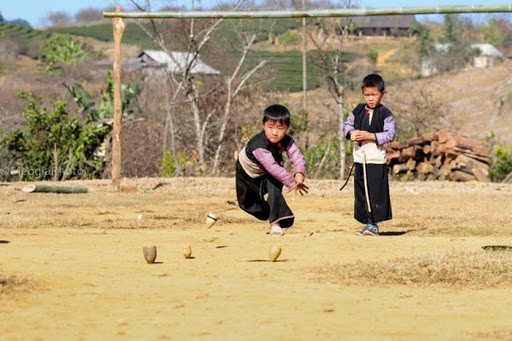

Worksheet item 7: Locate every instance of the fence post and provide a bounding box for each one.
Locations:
[112,5,126,191]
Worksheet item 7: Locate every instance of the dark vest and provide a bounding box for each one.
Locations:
[352,103,392,134]
[245,130,291,167]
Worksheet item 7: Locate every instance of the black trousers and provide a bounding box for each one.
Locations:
[354,163,392,224]
[236,161,295,228]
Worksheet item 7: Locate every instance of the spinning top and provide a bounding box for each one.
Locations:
[183,244,192,259]
[206,213,217,229]
[269,245,282,262]
[143,245,157,264]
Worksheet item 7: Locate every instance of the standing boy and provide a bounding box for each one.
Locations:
[236,104,308,237]
[343,74,396,236]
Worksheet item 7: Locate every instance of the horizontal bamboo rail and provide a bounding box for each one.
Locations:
[104,4,512,19]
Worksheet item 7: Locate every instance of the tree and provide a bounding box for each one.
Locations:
[431,14,476,73]
[3,91,111,181]
[410,21,432,58]
[44,11,71,27]
[129,0,265,175]
[10,19,31,28]
[74,8,104,25]
[308,0,357,180]
[481,18,512,49]
[387,81,448,140]
[39,34,86,71]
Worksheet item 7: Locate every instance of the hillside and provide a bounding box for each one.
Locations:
[1,20,512,174]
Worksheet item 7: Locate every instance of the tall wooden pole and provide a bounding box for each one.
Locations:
[112,6,126,191]
[302,0,309,148]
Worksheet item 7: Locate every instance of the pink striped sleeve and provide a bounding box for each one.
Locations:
[286,139,306,175]
[252,148,296,189]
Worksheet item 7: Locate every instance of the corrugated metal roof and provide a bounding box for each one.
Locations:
[471,43,504,57]
[138,50,220,75]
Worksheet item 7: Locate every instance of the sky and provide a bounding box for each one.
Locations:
[2,0,511,28]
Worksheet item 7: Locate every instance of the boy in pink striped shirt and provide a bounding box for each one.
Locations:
[236,104,308,236]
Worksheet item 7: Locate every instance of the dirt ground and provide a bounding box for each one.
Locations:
[1,178,512,340]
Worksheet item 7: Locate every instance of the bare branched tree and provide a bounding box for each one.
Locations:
[212,32,267,173]
[129,0,265,175]
[387,81,450,140]
[308,0,357,180]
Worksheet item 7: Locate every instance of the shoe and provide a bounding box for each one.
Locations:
[270,224,284,237]
[363,224,379,236]
[355,224,379,236]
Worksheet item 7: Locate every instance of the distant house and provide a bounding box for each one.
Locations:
[421,43,504,76]
[471,43,504,68]
[92,50,221,77]
[351,15,416,37]
[133,50,221,76]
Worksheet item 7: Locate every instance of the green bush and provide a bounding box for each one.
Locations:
[39,34,85,71]
[277,31,300,45]
[3,91,111,181]
[488,146,512,182]
[365,49,378,64]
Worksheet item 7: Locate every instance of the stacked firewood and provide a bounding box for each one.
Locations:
[384,131,490,182]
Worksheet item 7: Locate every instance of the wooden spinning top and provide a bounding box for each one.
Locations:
[143,245,157,264]
[269,245,282,262]
[206,213,217,229]
[183,244,192,259]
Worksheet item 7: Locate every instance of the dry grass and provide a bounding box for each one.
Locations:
[2,178,512,236]
[313,249,512,289]
[0,271,33,295]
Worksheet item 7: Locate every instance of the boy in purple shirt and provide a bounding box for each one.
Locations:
[236,104,308,236]
[343,74,396,236]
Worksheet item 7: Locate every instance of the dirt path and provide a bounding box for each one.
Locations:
[1,178,512,340]
[377,48,398,66]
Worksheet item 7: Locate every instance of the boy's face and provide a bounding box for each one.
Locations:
[263,119,288,144]
[362,86,386,109]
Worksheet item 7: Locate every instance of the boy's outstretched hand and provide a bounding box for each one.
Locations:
[290,173,308,196]
[293,183,309,196]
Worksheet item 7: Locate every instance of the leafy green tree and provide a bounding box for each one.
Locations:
[482,18,504,47]
[39,34,85,71]
[63,71,145,122]
[410,21,432,57]
[440,14,458,44]
[4,91,111,181]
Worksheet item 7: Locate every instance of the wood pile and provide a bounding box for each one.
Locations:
[384,131,490,182]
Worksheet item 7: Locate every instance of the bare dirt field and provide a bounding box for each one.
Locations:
[1,177,512,340]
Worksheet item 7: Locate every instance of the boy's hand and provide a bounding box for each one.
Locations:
[351,130,376,143]
[293,183,309,196]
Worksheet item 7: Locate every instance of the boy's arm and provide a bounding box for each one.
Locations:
[252,149,296,189]
[375,115,396,145]
[285,139,306,179]
[343,112,356,139]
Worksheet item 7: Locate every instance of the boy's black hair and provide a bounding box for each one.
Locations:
[362,73,385,92]
[262,104,291,126]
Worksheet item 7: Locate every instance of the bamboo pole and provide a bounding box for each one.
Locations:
[104,5,512,19]
[112,6,126,192]
[22,184,88,194]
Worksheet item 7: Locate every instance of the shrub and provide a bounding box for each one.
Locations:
[3,91,111,181]
[488,146,512,182]
[39,34,85,71]
[277,31,300,45]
